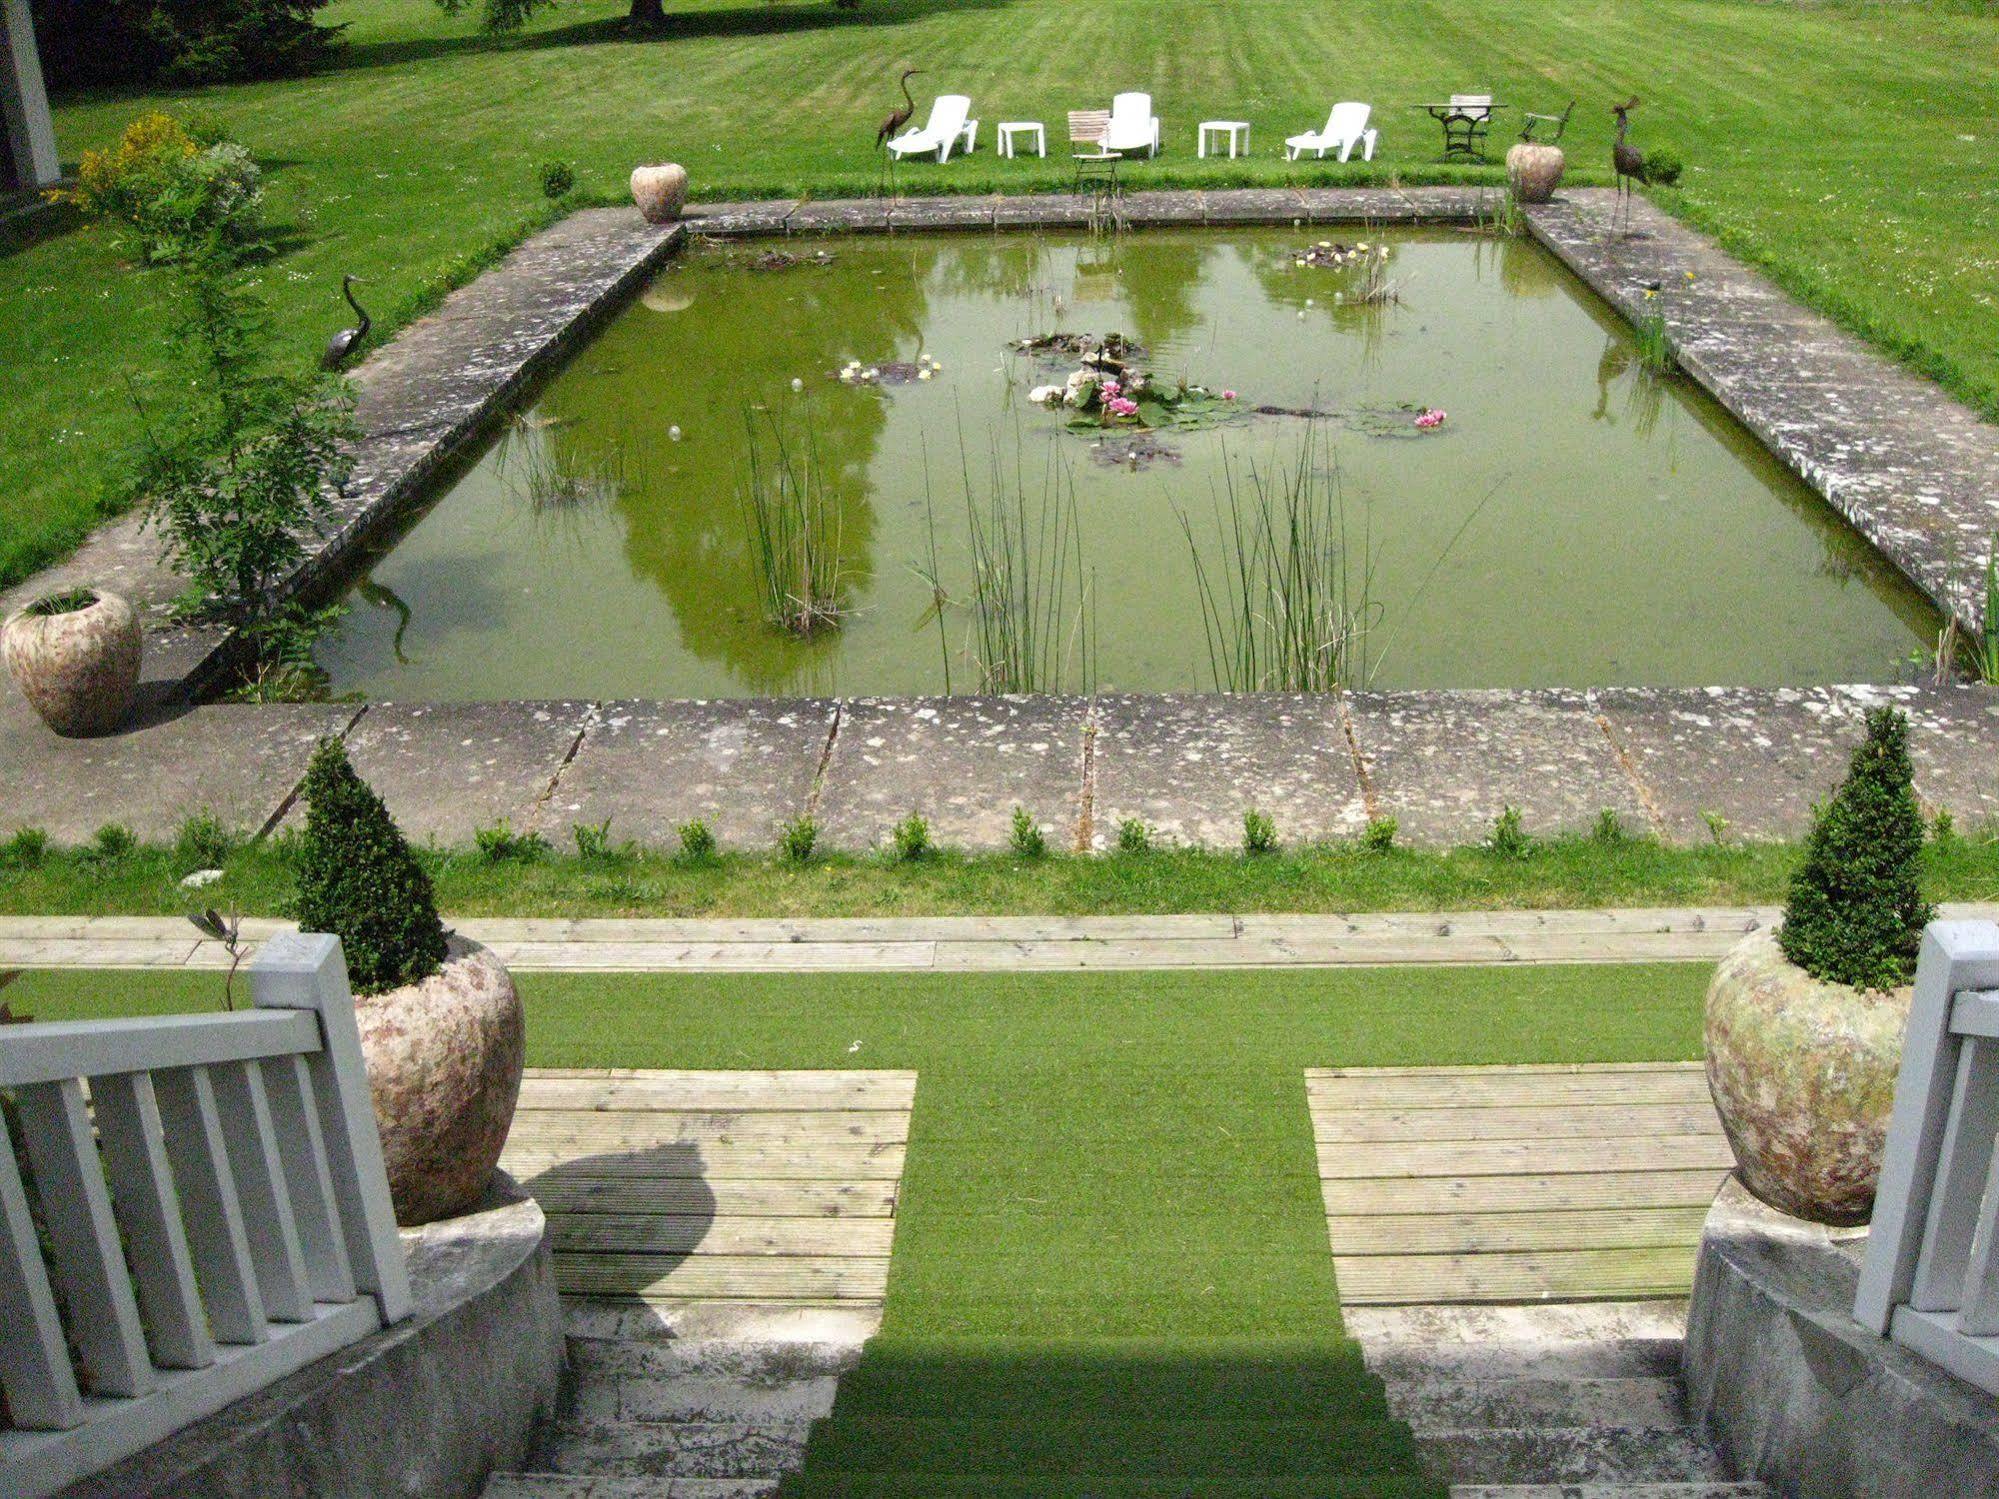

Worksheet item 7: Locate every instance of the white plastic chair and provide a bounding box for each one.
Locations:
[1105,92,1160,157]
[1285,102,1377,162]
[887,94,979,163]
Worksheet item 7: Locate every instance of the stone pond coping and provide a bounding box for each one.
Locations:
[1685,1176,1999,1495]
[4,185,1994,710]
[3,683,1995,852]
[57,1176,565,1499]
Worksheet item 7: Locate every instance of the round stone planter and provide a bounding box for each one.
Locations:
[630,163,689,224]
[1505,142,1566,204]
[1704,928,1910,1225]
[2,588,141,737]
[356,937,525,1226]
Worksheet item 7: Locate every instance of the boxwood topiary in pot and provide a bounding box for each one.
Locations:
[1704,706,1933,1224]
[294,738,524,1225]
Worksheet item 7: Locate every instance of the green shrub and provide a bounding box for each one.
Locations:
[1243,808,1278,855]
[1591,808,1628,845]
[1116,818,1152,854]
[1488,806,1530,859]
[63,112,265,265]
[1362,817,1397,853]
[1778,707,1933,990]
[1932,809,1960,849]
[678,819,718,862]
[1009,806,1047,860]
[1643,148,1685,187]
[540,161,576,199]
[1,828,49,869]
[35,0,341,87]
[474,819,550,864]
[173,812,236,870]
[572,818,614,859]
[780,816,820,864]
[87,824,136,862]
[892,813,932,863]
[292,738,447,996]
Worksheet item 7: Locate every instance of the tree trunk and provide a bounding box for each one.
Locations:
[628,0,664,26]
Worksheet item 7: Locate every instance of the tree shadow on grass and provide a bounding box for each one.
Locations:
[517,1138,720,1299]
[331,0,1011,74]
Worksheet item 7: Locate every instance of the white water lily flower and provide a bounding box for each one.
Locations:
[1028,384,1062,403]
[918,369,933,380]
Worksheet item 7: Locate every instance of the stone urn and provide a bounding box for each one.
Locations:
[355,937,525,1226]
[2,588,141,736]
[1704,928,1911,1226]
[630,163,689,224]
[1505,142,1566,204]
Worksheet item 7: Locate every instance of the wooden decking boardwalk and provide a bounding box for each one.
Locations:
[499,1068,915,1307]
[1309,1063,1731,1305]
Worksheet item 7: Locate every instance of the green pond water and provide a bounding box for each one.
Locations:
[319,228,1939,699]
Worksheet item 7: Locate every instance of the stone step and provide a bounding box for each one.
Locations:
[483,1477,779,1498]
[1366,1337,1684,1383]
[1420,1425,1733,1486]
[565,1337,848,1425]
[1452,1486,1773,1498]
[561,1297,882,1348]
[535,1417,814,1480]
[1389,1375,1687,1432]
[570,1334,865,1383]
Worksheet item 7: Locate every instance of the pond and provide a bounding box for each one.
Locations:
[316,228,1939,700]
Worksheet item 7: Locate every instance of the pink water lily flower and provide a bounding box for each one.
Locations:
[1414,408,1447,430]
[1106,396,1140,419]
[1221,390,1237,402]
[1098,378,1121,398]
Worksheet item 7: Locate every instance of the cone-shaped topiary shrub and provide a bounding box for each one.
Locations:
[1778,706,1934,991]
[293,737,447,996]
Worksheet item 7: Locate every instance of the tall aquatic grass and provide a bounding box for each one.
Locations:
[740,410,848,638]
[915,430,1096,695]
[1975,541,1999,685]
[495,414,640,514]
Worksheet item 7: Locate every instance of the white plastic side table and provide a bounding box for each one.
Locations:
[998,122,1046,159]
[1198,120,1249,159]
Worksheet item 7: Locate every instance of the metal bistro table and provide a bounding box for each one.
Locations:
[1411,100,1506,161]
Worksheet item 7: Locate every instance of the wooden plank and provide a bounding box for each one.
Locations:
[529,1177,898,1219]
[499,1142,908,1180]
[1307,1069,1711,1109]
[1319,1135,1737,1179]
[1499,932,1741,963]
[487,941,936,971]
[551,1253,890,1301]
[1310,1063,1705,1078]
[517,1071,918,1112]
[547,1213,895,1257]
[1326,1205,1712,1255]
[1333,1245,1699,1304]
[1312,1102,1722,1144]
[503,1109,909,1148]
[1322,1168,1730,1216]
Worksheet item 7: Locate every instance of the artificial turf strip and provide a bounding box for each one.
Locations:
[15,963,1706,1497]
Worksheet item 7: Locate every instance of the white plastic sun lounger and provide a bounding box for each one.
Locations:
[1285,101,1377,162]
[887,93,979,163]
[1104,91,1160,157]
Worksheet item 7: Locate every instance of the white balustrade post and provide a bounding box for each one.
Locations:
[1857,921,1999,1334]
[250,933,411,1323]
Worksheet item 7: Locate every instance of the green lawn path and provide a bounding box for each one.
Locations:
[14,961,1710,1494]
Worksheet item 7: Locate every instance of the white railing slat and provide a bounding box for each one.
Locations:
[0,1101,85,1430]
[0,1011,320,1087]
[1950,991,1999,1039]
[251,934,412,1324]
[1910,1038,1999,1312]
[209,1060,314,1323]
[153,1066,269,1346]
[262,1053,357,1302]
[89,1073,216,1370]
[13,1080,156,1398]
[1954,1134,1999,1336]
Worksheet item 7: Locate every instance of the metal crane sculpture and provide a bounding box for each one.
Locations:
[1611,98,1646,220]
[320,276,372,371]
[875,69,923,197]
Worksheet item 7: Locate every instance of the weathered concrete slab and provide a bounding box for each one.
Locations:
[681,201,800,237]
[782,200,891,234]
[814,695,1088,852]
[1528,193,1999,637]
[1347,689,1646,847]
[544,699,834,851]
[1591,686,1862,843]
[1090,692,1366,849]
[1202,187,1308,225]
[0,697,353,842]
[314,701,592,845]
[888,195,998,230]
[1117,189,1207,227]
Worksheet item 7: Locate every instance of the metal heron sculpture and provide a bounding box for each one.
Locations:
[320,276,372,371]
[876,69,924,196]
[1611,98,1647,218]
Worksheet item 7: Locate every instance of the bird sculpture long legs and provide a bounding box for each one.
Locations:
[1611,97,1645,228]
[321,275,372,371]
[876,68,922,201]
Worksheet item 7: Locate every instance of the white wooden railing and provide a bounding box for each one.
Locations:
[0,933,410,1499]
[1856,920,1999,1393]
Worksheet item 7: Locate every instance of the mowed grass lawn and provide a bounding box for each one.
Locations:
[2,0,1995,592]
[14,961,1706,1494]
